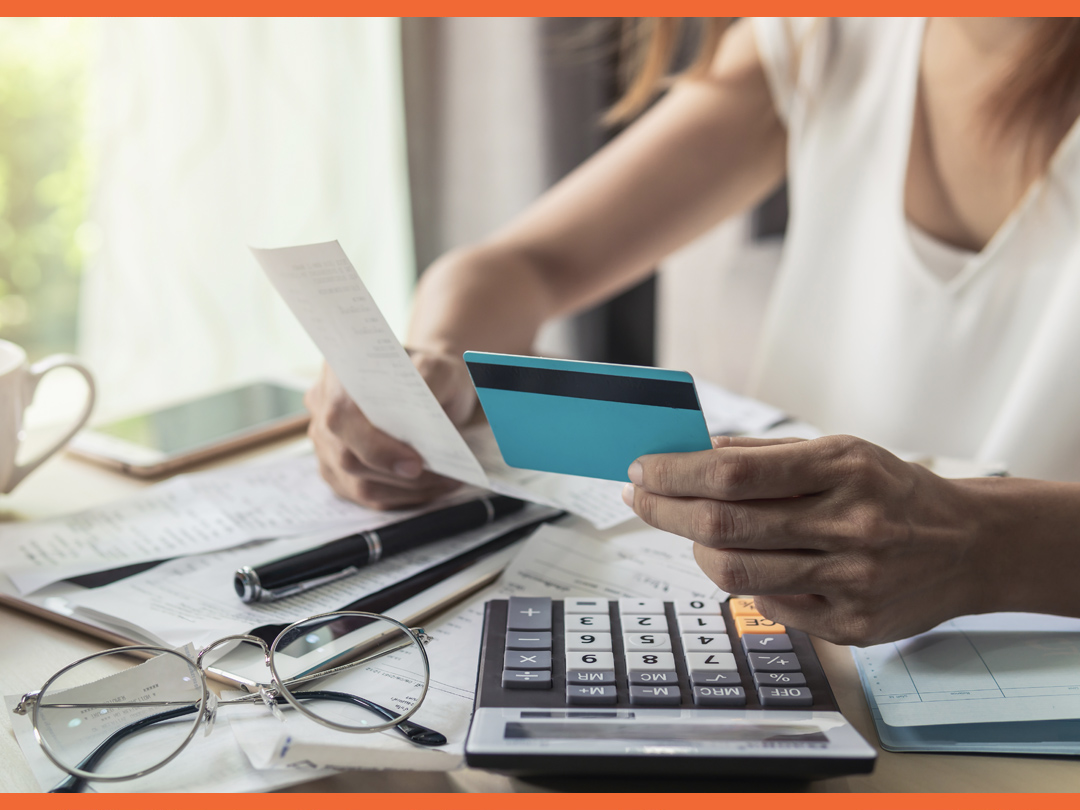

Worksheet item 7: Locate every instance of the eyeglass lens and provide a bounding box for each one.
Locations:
[271,613,429,733]
[35,648,204,780]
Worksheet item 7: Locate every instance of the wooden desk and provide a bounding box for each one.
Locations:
[2,450,1078,793]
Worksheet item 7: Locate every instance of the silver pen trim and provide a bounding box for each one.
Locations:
[235,566,262,603]
[361,530,382,563]
[237,565,361,603]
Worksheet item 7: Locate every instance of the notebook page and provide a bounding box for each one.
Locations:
[855,612,1080,727]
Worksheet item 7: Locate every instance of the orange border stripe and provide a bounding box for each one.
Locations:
[3,6,1077,808]
[11,3,1080,16]
[5,793,1080,807]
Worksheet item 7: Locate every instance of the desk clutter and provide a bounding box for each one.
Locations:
[6,520,878,792]
[6,239,1076,792]
[465,596,875,778]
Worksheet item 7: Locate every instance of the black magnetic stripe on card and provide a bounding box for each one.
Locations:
[466,362,700,410]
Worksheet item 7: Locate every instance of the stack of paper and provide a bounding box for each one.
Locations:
[227,522,727,773]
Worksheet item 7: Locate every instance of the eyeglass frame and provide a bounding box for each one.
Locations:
[14,609,437,787]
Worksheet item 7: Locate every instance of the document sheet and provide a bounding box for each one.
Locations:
[252,241,489,488]
[0,477,246,594]
[694,381,788,436]
[0,454,444,594]
[251,240,658,531]
[854,612,1080,727]
[227,521,728,772]
[464,424,633,530]
[62,504,560,651]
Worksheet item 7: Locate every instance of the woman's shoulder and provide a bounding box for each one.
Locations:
[752,17,922,124]
[753,18,916,59]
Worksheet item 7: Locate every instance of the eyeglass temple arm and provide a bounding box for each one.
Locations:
[46,690,445,793]
[282,690,447,746]
[49,704,199,793]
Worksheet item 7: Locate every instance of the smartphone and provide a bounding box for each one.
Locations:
[68,380,310,477]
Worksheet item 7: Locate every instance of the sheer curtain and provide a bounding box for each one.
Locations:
[79,18,414,418]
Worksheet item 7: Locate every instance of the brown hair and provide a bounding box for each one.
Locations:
[987,19,1080,164]
[609,18,1080,165]
[604,18,731,125]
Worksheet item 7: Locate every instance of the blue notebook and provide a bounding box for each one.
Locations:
[853,613,1080,755]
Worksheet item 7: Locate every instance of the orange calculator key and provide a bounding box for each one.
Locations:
[729,597,763,618]
[735,616,786,635]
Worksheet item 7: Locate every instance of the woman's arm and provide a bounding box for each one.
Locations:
[622,435,1080,645]
[408,19,786,357]
[310,19,788,509]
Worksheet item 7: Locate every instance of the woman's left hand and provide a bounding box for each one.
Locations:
[622,434,997,646]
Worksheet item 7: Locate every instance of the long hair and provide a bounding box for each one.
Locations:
[608,18,1080,166]
[988,19,1080,163]
[604,18,731,126]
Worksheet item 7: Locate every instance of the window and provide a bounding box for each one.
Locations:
[0,18,90,359]
[1,18,415,423]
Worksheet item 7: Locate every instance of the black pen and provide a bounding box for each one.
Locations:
[234,495,527,603]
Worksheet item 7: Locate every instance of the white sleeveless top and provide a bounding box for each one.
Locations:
[749,18,1080,481]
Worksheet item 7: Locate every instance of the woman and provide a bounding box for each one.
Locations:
[305,18,1080,646]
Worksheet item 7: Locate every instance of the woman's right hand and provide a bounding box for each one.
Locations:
[304,19,785,511]
[304,352,476,510]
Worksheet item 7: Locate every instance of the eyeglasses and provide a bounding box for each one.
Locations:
[14,610,443,793]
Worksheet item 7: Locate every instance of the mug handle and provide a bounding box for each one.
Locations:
[7,355,97,492]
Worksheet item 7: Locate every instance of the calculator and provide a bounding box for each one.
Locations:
[464,596,876,778]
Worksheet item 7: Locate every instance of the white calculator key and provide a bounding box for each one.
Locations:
[681,633,732,653]
[623,633,672,652]
[564,598,609,614]
[684,651,738,671]
[674,599,723,615]
[626,652,675,670]
[565,614,611,632]
[677,614,727,633]
[620,614,667,631]
[566,632,613,651]
[566,651,616,671]
[618,598,665,615]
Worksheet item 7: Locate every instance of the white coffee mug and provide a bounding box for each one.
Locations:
[0,339,96,494]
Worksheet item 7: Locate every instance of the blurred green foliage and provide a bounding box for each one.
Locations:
[0,18,90,358]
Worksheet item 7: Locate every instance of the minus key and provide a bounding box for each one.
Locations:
[502,670,552,690]
[506,631,552,650]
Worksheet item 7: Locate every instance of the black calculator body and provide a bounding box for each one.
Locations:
[464,597,876,778]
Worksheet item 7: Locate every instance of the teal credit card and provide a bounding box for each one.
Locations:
[463,351,712,482]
